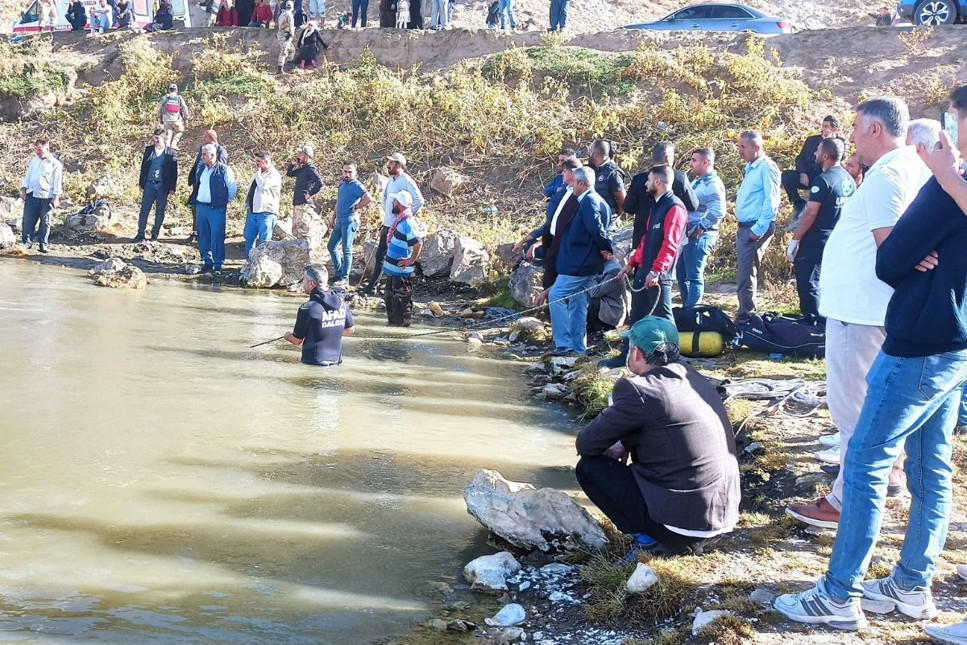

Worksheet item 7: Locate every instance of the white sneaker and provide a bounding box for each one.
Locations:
[958,564,967,581]
[927,620,967,644]
[773,579,867,630]
[819,432,841,447]
[815,445,841,464]
[861,575,937,620]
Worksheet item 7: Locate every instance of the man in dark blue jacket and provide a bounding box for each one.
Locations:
[775,85,967,633]
[135,129,178,242]
[190,144,237,274]
[548,166,613,356]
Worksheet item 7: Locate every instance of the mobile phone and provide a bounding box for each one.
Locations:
[942,111,960,150]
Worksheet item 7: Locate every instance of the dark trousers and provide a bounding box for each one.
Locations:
[191,204,197,235]
[351,0,369,25]
[138,182,169,239]
[781,170,809,209]
[612,277,673,361]
[22,195,53,246]
[384,274,413,326]
[364,225,390,291]
[586,298,615,335]
[576,456,716,556]
[794,255,822,317]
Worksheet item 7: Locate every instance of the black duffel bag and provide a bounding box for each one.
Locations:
[673,305,739,343]
[738,313,825,359]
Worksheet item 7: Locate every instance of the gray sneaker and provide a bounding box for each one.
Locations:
[926,620,967,644]
[773,579,867,630]
[861,575,937,620]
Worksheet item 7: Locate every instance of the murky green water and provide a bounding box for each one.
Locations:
[0,261,581,644]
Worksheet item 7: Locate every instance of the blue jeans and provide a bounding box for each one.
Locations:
[549,274,594,354]
[959,387,967,426]
[196,203,227,270]
[21,195,53,246]
[676,231,717,309]
[243,212,276,260]
[549,0,568,29]
[498,0,516,28]
[824,348,967,600]
[327,218,359,281]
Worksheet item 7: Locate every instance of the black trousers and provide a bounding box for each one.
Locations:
[575,455,717,556]
[781,170,809,209]
[138,182,169,238]
[794,255,821,317]
[384,274,413,326]
[364,225,390,292]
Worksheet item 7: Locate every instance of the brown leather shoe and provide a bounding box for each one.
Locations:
[785,497,840,529]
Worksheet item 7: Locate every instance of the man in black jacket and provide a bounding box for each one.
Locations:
[781,115,840,213]
[136,129,178,242]
[187,129,229,244]
[576,316,740,559]
[626,141,698,254]
[286,144,324,241]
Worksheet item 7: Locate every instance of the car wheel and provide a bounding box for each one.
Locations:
[914,0,957,25]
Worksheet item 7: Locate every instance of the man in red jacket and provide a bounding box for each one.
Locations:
[600,165,687,368]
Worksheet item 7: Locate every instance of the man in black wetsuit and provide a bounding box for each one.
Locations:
[284,264,355,366]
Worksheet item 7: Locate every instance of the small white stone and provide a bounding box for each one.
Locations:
[485,603,526,627]
[626,563,659,593]
[692,609,733,635]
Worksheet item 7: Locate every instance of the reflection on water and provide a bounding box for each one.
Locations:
[0,262,581,644]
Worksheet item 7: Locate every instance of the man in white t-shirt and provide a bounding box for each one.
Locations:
[786,96,929,530]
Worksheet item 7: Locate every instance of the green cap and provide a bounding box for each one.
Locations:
[619,316,680,354]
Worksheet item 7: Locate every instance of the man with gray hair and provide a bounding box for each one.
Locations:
[284,264,355,366]
[734,131,780,321]
[548,166,613,356]
[780,96,928,596]
[906,118,941,156]
[190,143,237,275]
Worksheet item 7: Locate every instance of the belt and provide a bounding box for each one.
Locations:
[736,220,754,228]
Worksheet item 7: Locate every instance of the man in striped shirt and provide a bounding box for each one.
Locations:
[382,191,423,327]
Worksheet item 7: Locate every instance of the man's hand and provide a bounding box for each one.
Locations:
[51,196,59,209]
[786,239,799,263]
[600,250,613,261]
[284,331,292,341]
[749,231,761,242]
[644,271,658,289]
[398,256,416,268]
[535,289,549,307]
[618,264,634,279]
[525,245,536,261]
[925,131,962,178]
[20,189,26,201]
[799,172,809,187]
[603,441,629,464]
[915,249,939,272]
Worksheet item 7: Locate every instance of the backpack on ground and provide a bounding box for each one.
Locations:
[738,313,825,359]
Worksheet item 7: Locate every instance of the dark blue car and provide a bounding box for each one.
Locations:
[897,0,967,24]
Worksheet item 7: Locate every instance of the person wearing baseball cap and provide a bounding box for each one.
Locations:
[381,190,423,326]
[158,82,189,150]
[286,144,324,242]
[361,152,425,296]
[276,0,296,75]
[574,316,740,559]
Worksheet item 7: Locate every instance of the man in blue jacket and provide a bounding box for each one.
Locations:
[190,144,237,275]
[548,167,613,356]
[775,84,967,633]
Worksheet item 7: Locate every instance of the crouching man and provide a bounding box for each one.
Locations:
[575,316,740,558]
[284,264,355,366]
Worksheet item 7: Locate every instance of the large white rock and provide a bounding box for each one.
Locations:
[89,258,147,289]
[0,223,15,249]
[292,206,329,249]
[240,239,319,288]
[484,603,526,627]
[0,197,24,221]
[418,228,459,277]
[450,236,490,284]
[273,215,293,241]
[509,262,544,308]
[464,469,608,553]
[429,167,467,197]
[626,563,659,593]
[67,202,112,232]
[463,551,521,595]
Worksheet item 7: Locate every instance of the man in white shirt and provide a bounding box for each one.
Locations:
[243,151,282,260]
[786,96,928,530]
[20,136,63,254]
[361,152,425,296]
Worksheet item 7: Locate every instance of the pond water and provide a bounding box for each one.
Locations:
[0,261,582,644]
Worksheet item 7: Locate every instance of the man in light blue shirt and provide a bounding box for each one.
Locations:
[190,144,237,275]
[734,131,780,320]
[677,147,727,308]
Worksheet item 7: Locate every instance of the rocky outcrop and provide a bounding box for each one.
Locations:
[430,167,467,197]
[464,469,608,553]
[450,236,490,284]
[240,239,318,288]
[273,215,293,241]
[66,202,112,232]
[509,261,544,307]
[0,197,24,222]
[463,551,521,595]
[418,229,459,277]
[494,243,521,273]
[612,225,634,259]
[89,258,147,289]
[292,206,329,249]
